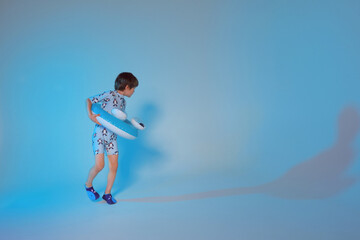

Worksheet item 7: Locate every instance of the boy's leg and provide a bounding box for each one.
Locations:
[104,154,118,194]
[85,153,105,187]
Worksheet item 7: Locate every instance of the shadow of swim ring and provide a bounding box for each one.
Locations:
[91,103,145,140]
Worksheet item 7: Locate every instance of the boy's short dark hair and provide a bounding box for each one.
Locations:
[114,72,139,91]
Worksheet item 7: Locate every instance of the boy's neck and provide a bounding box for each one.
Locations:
[117,90,125,95]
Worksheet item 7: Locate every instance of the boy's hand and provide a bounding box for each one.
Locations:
[89,113,101,125]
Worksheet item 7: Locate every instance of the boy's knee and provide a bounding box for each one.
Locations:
[95,162,105,171]
[109,162,118,172]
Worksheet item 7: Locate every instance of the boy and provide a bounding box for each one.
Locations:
[85,72,138,205]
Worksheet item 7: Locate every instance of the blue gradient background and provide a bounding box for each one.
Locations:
[1,0,360,239]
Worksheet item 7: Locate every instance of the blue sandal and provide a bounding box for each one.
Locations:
[85,185,100,201]
[102,193,117,205]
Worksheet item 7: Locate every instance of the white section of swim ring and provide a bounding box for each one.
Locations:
[131,118,145,130]
[96,117,136,140]
[111,109,127,120]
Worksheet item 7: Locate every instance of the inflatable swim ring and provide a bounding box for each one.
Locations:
[91,103,145,140]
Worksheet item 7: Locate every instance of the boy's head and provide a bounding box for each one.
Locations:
[115,72,138,97]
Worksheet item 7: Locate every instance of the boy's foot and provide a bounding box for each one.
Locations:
[102,193,117,205]
[84,185,100,201]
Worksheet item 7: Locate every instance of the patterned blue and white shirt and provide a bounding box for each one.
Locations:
[89,90,126,114]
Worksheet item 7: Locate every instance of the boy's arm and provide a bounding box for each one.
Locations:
[86,98,101,125]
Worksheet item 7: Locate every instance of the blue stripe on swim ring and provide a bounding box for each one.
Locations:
[91,103,138,139]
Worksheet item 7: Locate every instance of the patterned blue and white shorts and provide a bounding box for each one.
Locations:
[92,124,118,155]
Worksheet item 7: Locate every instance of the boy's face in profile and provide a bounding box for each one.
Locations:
[123,85,135,97]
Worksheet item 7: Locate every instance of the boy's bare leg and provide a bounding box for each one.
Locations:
[105,154,119,194]
[85,153,105,188]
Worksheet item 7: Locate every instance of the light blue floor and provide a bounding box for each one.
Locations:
[1,173,359,240]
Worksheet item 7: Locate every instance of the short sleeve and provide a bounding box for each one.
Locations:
[89,90,111,104]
